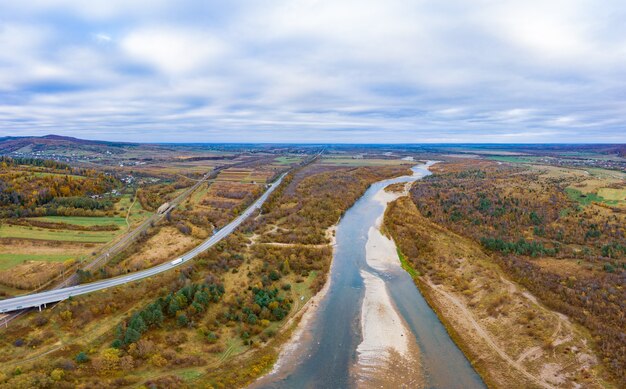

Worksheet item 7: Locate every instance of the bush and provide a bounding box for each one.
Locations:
[75,352,89,364]
[206,332,218,343]
[50,368,64,381]
[177,314,189,327]
[603,263,616,273]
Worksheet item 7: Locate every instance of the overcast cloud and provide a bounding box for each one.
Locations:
[1,0,625,143]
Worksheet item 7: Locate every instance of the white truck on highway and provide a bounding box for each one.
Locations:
[171,258,183,265]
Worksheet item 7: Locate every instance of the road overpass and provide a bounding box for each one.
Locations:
[0,173,285,314]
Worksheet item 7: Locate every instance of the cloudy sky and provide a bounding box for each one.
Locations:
[1,0,625,143]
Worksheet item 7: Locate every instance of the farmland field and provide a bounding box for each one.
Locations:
[29,215,127,227]
[31,171,85,179]
[216,168,274,183]
[320,157,414,166]
[0,224,119,242]
[0,253,76,270]
[486,155,539,163]
[274,156,303,165]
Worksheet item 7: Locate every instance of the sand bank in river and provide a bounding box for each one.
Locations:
[356,269,411,361]
[354,269,423,388]
[354,183,423,387]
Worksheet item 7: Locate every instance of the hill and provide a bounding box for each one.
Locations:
[0,135,137,156]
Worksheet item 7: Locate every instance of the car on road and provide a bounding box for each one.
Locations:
[171,258,183,265]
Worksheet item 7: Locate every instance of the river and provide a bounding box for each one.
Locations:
[253,162,485,389]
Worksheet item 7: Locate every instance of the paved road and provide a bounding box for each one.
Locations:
[0,169,219,327]
[0,173,285,314]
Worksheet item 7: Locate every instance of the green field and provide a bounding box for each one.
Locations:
[30,216,127,227]
[178,369,203,382]
[114,194,152,225]
[486,156,539,163]
[0,253,77,270]
[114,194,134,213]
[565,188,619,206]
[274,156,303,165]
[0,224,118,243]
[31,171,85,179]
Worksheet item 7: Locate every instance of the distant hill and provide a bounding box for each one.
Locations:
[0,135,138,156]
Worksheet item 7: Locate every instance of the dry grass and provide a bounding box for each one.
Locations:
[117,226,200,271]
[0,260,69,290]
[216,168,275,183]
[0,238,97,256]
[385,197,612,388]
[533,258,597,278]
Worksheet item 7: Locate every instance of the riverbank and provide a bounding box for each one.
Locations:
[384,195,612,388]
[259,225,337,378]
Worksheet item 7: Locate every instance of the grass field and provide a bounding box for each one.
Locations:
[188,182,210,206]
[115,194,151,225]
[0,224,118,242]
[0,253,76,270]
[30,171,85,179]
[585,167,626,180]
[114,194,134,215]
[486,156,538,163]
[274,156,302,165]
[29,216,127,227]
[565,188,619,206]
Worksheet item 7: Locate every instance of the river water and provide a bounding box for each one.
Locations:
[254,162,485,389]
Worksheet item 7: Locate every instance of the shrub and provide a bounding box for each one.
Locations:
[206,332,218,343]
[75,352,89,364]
[177,314,189,327]
[50,368,64,381]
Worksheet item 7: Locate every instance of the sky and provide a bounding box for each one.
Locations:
[1,0,626,143]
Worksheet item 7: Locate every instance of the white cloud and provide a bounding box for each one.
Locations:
[0,0,625,142]
[120,27,225,75]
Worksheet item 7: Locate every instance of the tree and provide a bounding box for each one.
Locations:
[123,328,141,345]
[177,313,189,327]
[75,352,89,364]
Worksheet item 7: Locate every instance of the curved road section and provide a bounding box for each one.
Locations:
[0,173,286,314]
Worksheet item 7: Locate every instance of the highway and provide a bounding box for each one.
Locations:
[0,173,286,314]
[0,168,220,327]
